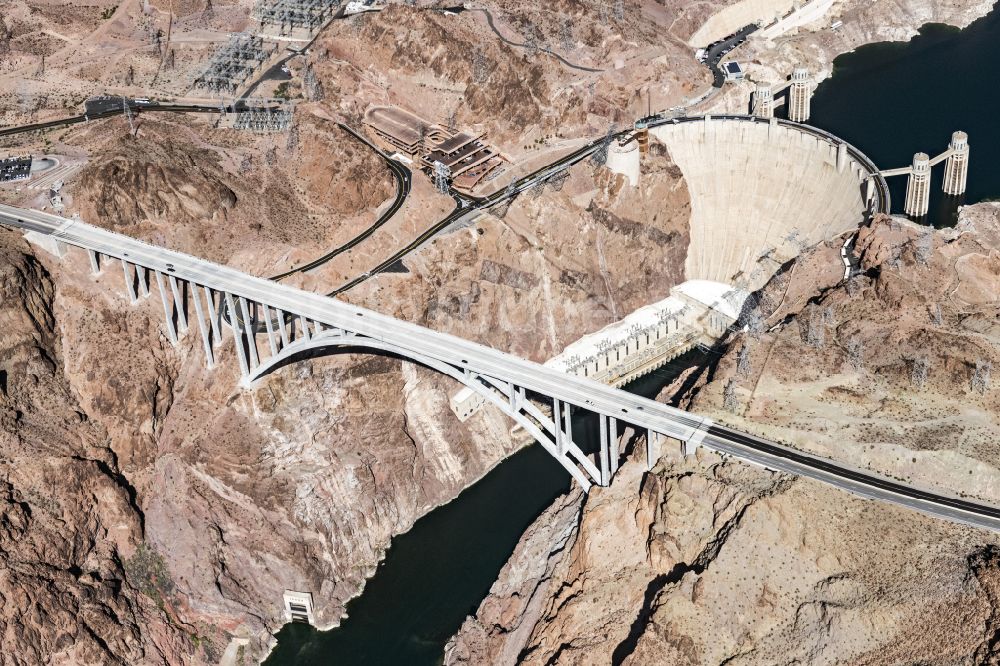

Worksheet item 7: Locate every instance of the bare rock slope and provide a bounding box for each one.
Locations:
[446,207,1000,665]
[0,110,695,664]
[0,231,197,665]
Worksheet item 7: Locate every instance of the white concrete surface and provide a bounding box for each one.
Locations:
[689,0,795,46]
[606,139,640,187]
[759,0,837,39]
[651,117,867,291]
[452,280,746,419]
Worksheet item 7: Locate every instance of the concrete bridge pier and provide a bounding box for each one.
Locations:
[121,259,138,304]
[942,131,969,195]
[87,248,101,274]
[646,431,662,471]
[904,152,931,217]
[154,271,180,345]
[24,230,68,257]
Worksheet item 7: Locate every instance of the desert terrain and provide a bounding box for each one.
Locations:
[0,0,998,663]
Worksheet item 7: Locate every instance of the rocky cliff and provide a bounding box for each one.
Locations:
[71,115,395,273]
[0,107,694,663]
[692,210,1000,503]
[311,2,707,147]
[446,208,1000,665]
[0,230,202,665]
[369,146,691,361]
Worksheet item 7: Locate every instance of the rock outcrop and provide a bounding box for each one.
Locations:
[71,116,395,272]
[446,207,1000,664]
[0,96,694,662]
[692,209,1000,503]
[0,230,200,664]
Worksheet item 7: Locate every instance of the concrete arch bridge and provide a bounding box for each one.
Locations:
[6,204,1000,531]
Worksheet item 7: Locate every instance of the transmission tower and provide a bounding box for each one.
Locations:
[973,359,992,395]
[494,181,518,218]
[433,161,451,194]
[546,170,569,192]
[560,19,573,52]
[523,21,538,56]
[472,50,489,84]
[591,124,616,166]
[911,356,930,389]
[123,98,136,136]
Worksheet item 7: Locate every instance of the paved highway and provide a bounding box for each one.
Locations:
[2,204,1000,531]
[465,7,603,73]
[0,98,263,139]
[328,133,609,295]
[269,122,412,280]
[331,114,890,296]
[700,24,759,88]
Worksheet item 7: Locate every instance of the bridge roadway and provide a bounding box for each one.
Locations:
[3,204,1000,531]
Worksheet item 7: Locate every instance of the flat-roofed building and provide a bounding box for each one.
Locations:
[364,106,427,158]
[363,105,506,191]
[724,61,745,80]
[0,156,32,182]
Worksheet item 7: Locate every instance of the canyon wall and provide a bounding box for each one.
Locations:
[0,123,695,663]
[0,231,198,664]
[446,205,1000,665]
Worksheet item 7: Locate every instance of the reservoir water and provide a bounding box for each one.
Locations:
[809,6,1000,227]
[263,354,707,665]
[265,10,1000,662]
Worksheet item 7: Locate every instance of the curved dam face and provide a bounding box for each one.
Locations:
[651,117,872,292]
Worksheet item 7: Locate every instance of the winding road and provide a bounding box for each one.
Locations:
[464,7,603,73]
[329,114,891,296]
[1,97,415,281]
[269,123,412,280]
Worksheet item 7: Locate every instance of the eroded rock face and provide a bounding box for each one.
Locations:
[693,209,1000,504]
[77,136,238,230]
[311,3,708,145]
[378,147,691,362]
[0,99,696,662]
[0,230,196,665]
[447,206,1000,665]
[70,116,394,271]
[448,441,1000,665]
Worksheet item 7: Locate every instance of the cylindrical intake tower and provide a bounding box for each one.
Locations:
[753,84,774,118]
[787,68,812,122]
[904,152,931,217]
[942,130,969,196]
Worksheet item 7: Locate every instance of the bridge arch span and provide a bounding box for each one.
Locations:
[245,330,597,489]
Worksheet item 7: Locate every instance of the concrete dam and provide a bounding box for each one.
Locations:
[455,115,884,424]
[650,116,879,292]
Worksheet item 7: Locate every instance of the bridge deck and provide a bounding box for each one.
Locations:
[3,133,998,530]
